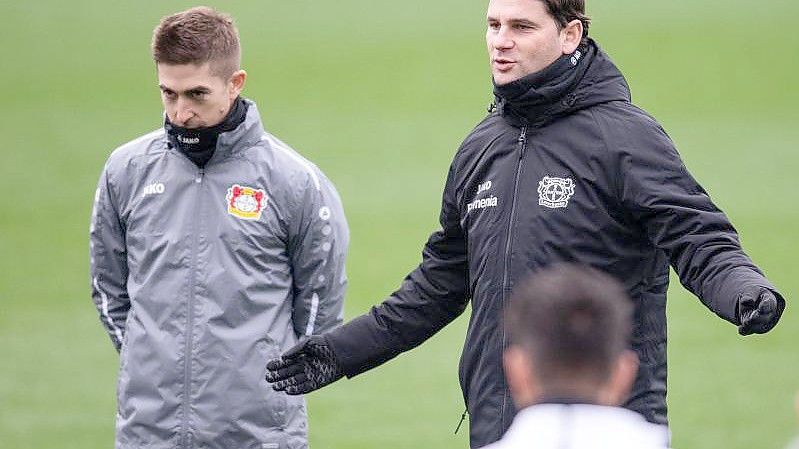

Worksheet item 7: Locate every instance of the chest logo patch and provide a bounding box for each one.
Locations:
[142,182,165,197]
[537,176,575,209]
[226,184,267,220]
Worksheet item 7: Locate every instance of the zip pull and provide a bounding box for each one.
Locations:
[195,168,204,183]
[454,408,468,435]
[517,126,526,143]
[517,126,528,157]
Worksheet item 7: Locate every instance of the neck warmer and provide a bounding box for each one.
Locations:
[493,41,595,127]
[165,96,249,168]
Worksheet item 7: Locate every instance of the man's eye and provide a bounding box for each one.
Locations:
[190,91,207,99]
[162,91,177,100]
[488,22,500,30]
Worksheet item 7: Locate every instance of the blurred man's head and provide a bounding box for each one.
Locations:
[486,0,590,85]
[503,264,637,409]
[152,7,246,129]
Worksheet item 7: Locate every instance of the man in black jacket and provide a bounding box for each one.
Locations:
[266,0,786,447]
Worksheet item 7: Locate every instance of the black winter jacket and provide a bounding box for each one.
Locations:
[327,40,782,448]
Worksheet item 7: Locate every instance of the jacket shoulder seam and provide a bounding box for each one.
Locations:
[107,129,167,166]
[260,133,321,192]
[452,113,502,176]
[586,107,625,204]
[112,128,165,154]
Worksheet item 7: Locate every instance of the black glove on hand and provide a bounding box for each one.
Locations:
[265,335,343,395]
[737,287,784,336]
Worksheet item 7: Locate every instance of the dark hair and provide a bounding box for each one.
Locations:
[541,0,591,38]
[151,6,241,78]
[505,264,632,386]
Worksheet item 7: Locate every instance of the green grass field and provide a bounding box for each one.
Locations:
[1,1,797,448]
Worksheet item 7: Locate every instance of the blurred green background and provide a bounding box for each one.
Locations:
[1,1,797,448]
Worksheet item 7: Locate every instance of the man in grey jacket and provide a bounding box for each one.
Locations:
[89,7,348,449]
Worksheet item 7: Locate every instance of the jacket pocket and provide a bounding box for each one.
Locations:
[256,340,290,427]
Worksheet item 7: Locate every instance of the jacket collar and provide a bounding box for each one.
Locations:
[164,97,265,167]
[502,403,670,446]
[214,98,265,160]
[493,39,631,128]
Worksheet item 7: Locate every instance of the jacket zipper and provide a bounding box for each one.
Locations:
[499,126,527,433]
[181,167,204,447]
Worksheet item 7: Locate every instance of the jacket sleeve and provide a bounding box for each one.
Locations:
[326,162,470,377]
[288,171,349,337]
[89,164,130,352]
[618,122,784,324]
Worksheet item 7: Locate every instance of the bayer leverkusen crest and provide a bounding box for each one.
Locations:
[537,176,575,209]
[226,184,267,220]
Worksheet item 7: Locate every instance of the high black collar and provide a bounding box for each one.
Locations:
[492,39,629,128]
[164,96,249,168]
[493,42,594,128]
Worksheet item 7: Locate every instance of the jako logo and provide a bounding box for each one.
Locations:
[142,182,165,197]
[476,180,492,195]
[570,49,583,66]
[177,135,200,144]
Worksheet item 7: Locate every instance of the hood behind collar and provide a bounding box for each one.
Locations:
[493,39,631,127]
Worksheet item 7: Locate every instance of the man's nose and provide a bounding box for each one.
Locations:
[174,98,195,126]
[491,27,514,50]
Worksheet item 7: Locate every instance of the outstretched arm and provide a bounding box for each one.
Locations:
[267,162,470,393]
[618,122,785,334]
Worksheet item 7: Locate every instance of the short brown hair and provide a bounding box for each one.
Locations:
[541,0,590,38]
[152,6,241,78]
[505,264,632,386]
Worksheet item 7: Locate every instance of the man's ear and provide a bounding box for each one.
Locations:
[503,346,539,409]
[229,69,247,100]
[560,19,583,55]
[600,350,638,406]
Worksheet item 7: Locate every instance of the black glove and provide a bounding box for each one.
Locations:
[737,287,784,336]
[265,335,343,395]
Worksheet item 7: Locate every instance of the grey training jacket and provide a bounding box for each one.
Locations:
[89,100,348,449]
